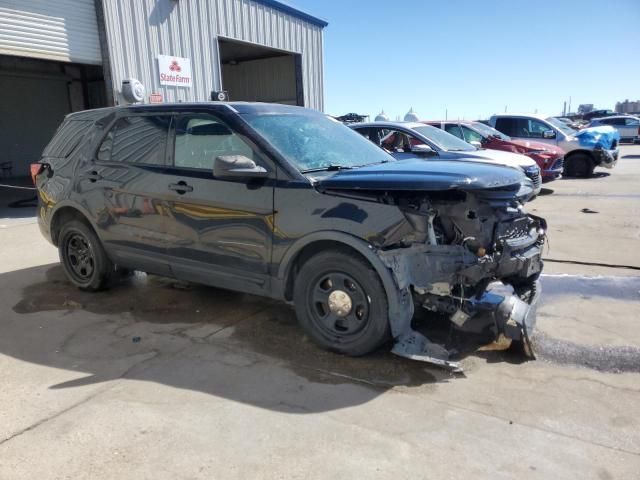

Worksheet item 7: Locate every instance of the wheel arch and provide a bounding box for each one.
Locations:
[49,202,99,247]
[277,232,413,333]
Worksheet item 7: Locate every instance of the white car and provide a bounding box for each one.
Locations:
[489,113,620,177]
[350,121,542,195]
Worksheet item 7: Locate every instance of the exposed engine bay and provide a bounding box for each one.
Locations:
[374,188,546,371]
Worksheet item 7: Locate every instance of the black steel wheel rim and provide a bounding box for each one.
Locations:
[64,232,95,282]
[307,271,370,338]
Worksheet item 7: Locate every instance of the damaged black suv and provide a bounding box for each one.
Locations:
[34,103,546,370]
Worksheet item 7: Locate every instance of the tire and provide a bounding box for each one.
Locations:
[293,250,391,356]
[58,219,114,291]
[564,153,594,178]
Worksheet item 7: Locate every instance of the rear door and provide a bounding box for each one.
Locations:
[160,110,275,295]
[86,113,173,275]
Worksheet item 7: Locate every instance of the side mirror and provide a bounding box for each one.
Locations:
[543,130,556,139]
[213,155,268,179]
[410,144,435,155]
[470,140,482,148]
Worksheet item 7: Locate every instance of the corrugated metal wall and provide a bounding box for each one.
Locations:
[0,0,101,64]
[101,0,324,110]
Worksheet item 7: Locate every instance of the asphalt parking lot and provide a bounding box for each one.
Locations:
[1,146,639,479]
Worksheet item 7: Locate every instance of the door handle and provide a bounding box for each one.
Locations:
[84,171,102,182]
[168,181,193,194]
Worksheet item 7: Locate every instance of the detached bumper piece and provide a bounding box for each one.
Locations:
[391,281,540,372]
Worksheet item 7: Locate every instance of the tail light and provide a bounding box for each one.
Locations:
[30,163,44,185]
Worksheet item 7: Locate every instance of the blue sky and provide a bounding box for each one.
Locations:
[291,0,640,120]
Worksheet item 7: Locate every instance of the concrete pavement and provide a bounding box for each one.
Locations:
[0,146,639,479]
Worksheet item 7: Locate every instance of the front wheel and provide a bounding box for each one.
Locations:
[58,220,114,291]
[564,153,594,178]
[293,250,391,356]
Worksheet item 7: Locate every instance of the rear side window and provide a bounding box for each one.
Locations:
[43,120,93,158]
[98,115,171,165]
[625,118,640,126]
[494,118,517,136]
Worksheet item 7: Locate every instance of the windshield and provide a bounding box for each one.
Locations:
[546,117,576,136]
[412,125,476,151]
[243,114,393,172]
[471,122,511,141]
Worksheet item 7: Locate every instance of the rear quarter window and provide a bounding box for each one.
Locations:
[43,120,94,158]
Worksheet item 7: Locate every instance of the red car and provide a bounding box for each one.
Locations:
[425,121,565,181]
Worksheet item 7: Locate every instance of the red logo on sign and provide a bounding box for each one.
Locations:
[169,60,181,72]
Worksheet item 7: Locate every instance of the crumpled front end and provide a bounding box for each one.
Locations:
[375,189,546,371]
[575,126,620,168]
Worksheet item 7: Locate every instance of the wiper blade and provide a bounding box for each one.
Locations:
[301,165,354,173]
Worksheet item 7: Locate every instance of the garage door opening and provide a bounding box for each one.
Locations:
[218,38,303,106]
[0,55,107,179]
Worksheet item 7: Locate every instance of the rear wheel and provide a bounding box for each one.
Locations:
[59,220,113,291]
[564,153,594,178]
[293,250,391,356]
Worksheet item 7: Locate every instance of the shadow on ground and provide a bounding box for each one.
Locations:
[5,264,492,414]
[560,172,611,181]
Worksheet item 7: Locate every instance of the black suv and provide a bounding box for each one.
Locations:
[34,103,546,370]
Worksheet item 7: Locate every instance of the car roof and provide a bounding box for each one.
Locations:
[349,121,426,129]
[424,120,477,125]
[66,102,320,120]
[491,113,550,120]
[592,115,639,121]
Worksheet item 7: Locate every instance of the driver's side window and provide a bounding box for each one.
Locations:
[379,129,423,153]
[525,119,550,138]
[173,114,254,170]
[461,126,483,144]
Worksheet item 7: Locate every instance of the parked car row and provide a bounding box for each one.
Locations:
[351,112,621,180]
[32,102,547,371]
[349,121,543,195]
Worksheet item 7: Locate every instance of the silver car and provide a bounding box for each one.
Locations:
[588,116,640,143]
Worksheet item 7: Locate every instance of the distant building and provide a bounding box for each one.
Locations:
[404,107,420,122]
[615,100,640,114]
[375,110,389,121]
[578,104,594,114]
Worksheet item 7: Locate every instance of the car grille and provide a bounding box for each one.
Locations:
[496,218,530,243]
[524,167,541,191]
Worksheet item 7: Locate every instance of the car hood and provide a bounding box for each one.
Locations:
[503,138,563,155]
[313,158,526,192]
[457,149,537,168]
[575,126,620,150]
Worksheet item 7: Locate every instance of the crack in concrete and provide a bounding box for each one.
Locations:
[543,258,640,271]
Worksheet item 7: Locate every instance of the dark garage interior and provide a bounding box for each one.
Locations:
[218,38,303,106]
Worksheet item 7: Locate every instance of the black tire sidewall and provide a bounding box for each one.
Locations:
[565,154,593,178]
[59,220,111,291]
[293,251,390,356]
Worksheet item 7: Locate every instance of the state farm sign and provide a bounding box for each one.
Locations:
[157,54,192,87]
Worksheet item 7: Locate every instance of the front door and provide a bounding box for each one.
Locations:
[161,112,275,295]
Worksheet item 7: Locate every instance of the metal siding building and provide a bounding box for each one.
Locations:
[101,0,325,110]
[0,0,326,176]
